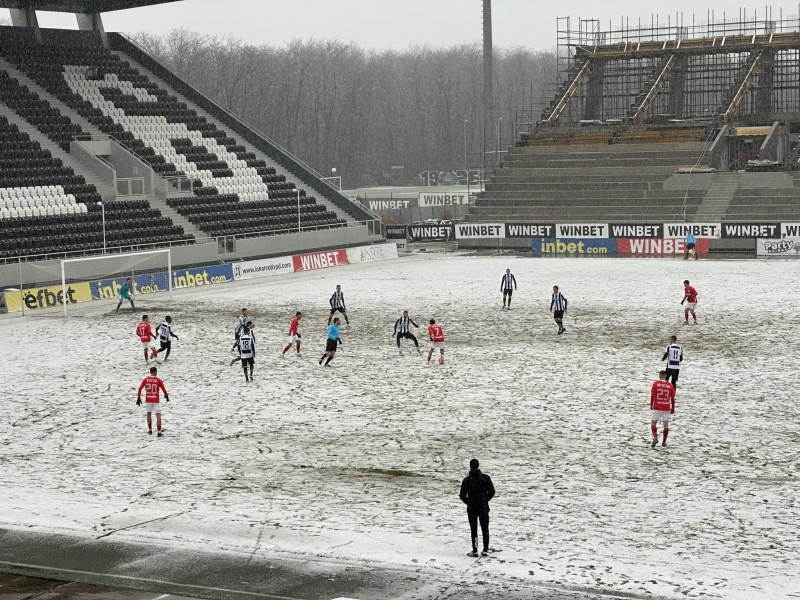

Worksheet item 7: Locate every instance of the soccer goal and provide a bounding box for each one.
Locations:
[8,249,172,316]
[57,249,172,316]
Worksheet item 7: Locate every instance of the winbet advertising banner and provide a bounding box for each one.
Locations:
[292,249,349,272]
[532,238,618,256]
[5,281,93,312]
[617,238,709,257]
[90,264,233,300]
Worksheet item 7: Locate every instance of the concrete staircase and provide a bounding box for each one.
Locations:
[147,193,205,240]
[468,141,711,223]
[0,56,100,136]
[694,173,740,221]
[115,51,347,221]
[0,103,117,202]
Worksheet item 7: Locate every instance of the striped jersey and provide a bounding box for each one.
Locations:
[500,273,517,290]
[550,292,567,312]
[157,322,175,343]
[663,344,683,370]
[394,316,418,334]
[330,291,346,309]
[235,314,248,335]
[238,331,255,359]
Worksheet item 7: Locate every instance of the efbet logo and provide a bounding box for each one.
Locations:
[23,286,79,309]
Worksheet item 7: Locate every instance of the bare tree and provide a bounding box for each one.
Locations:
[132,30,556,187]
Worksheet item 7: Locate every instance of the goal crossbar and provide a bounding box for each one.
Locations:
[60,249,172,316]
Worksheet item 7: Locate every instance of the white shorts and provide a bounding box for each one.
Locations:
[651,409,671,422]
[146,402,162,414]
[287,335,300,343]
[141,340,155,349]
[431,341,444,350]
[685,302,697,310]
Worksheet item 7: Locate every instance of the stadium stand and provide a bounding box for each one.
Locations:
[0,115,188,257]
[470,135,713,223]
[466,13,800,252]
[0,25,374,260]
[109,33,375,224]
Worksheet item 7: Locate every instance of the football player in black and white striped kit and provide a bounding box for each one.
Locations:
[231,308,249,352]
[500,268,517,309]
[662,335,683,389]
[157,315,179,361]
[327,285,350,327]
[393,310,421,354]
[550,286,568,334]
[231,321,255,381]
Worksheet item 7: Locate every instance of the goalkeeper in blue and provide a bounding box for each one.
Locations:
[116,278,135,313]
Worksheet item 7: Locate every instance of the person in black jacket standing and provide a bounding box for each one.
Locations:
[459,458,496,557]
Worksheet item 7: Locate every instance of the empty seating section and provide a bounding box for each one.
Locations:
[0,26,345,237]
[110,33,376,223]
[522,126,712,147]
[726,188,800,221]
[0,114,188,258]
[168,195,344,237]
[523,129,613,146]
[614,127,710,144]
[472,142,710,223]
[0,71,86,152]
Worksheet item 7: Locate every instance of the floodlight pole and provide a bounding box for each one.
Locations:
[463,119,469,168]
[98,202,106,254]
[293,188,300,232]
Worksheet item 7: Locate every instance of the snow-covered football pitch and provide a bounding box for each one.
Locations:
[1,253,798,600]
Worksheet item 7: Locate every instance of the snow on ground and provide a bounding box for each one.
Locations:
[1,254,798,599]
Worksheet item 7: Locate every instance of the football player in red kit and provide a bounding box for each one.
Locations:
[681,280,698,324]
[427,319,445,364]
[137,366,169,436]
[136,315,158,362]
[281,311,303,358]
[650,370,676,447]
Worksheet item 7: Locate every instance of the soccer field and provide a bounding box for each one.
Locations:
[1,253,798,599]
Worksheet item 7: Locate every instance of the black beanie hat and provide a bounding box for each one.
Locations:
[469,458,479,470]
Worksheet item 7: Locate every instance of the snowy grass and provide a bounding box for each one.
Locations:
[1,253,798,599]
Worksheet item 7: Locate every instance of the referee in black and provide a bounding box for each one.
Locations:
[550,285,568,334]
[393,310,421,354]
[500,268,517,309]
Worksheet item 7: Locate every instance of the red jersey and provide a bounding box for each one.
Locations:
[650,380,675,412]
[288,317,300,336]
[136,321,154,342]
[683,286,698,303]
[138,375,168,404]
[428,324,445,342]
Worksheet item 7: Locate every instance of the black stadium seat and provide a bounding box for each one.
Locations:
[0,25,346,246]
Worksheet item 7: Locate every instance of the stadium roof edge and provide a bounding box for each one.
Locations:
[0,0,180,13]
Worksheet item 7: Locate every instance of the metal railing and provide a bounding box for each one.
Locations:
[116,177,146,197]
[163,176,196,196]
[0,218,382,266]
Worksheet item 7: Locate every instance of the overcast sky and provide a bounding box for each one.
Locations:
[4,1,800,50]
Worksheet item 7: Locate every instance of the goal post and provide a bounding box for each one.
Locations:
[57,249,172,316]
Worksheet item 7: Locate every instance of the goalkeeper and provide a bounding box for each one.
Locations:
[116,277,135,313]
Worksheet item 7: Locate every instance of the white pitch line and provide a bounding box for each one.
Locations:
[0,560,305,600]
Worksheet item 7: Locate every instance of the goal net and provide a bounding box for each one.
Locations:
[8,249,171,316]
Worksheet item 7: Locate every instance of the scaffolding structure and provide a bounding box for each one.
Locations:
[544,8,800,127]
